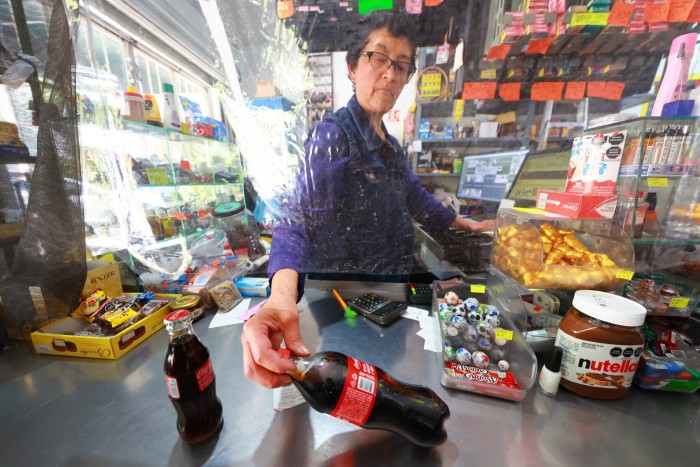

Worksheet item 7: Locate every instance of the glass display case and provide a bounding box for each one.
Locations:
[581,117,700,272]
[80,119,244,259]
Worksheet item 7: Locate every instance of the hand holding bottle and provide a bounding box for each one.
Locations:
[279,350,450,447]
[241,269,310,388]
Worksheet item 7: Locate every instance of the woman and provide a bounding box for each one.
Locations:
[242,12,495,388]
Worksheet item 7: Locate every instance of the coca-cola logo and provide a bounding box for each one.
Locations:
[196,358,215,391]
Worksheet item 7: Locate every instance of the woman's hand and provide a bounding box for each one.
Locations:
[241,269,310,388]
[451,216,496,233]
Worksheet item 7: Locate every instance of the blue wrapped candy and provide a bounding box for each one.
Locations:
[464,297,480,311]
[456,348,472,365]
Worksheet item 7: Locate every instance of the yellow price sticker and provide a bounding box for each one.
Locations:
[616,270,634,280]
[647,178,668,187]
[145,168,170,185]
[669,297,690,309]
[495,329,514,341]
[570,12,609,26]
[470,284,486,294]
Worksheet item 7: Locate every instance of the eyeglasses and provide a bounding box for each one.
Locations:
[361,51,416,82]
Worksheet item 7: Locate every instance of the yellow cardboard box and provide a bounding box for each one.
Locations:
[31,262,179,360]
[30,296,175,359]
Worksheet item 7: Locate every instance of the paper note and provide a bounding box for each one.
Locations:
[607,1,635,26]
[402,306,429,322]
[486,44,511,60]
[531,82,565,101]
[462,81,497,100]
[209,299,249,328]
[644,1,670,23]
[565,82,587,100]
[499,82,521,101]
[668,0,694,22]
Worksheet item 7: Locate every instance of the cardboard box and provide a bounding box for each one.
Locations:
[565,130,626,196]
[31,262,179,360]
[30,295,176,359]
[235,277,270,297]
[536,190,617,219]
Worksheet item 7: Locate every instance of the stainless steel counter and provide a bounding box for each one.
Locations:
[1,281,698,466]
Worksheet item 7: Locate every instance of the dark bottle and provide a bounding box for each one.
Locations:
[163,310,223,444]
[278,349,450,447]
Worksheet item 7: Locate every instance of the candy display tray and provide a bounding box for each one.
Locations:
[433,280,537,401]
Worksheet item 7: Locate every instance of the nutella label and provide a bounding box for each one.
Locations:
[556,330,643,389]
[330,356,378,426]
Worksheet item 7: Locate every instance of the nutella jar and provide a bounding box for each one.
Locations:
[555,290,646,400]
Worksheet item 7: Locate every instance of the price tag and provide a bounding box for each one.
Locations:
[462,82,497,100]
[470,284,486,294]
[607,0,636,26]
[565,82,587,100]
[452,99,465,120]
[499,82,521,101]
[570,12,609,26]
[531,82,565,101]
[647,177,669,187]
[669,297,690,308]
[495,329,514,341]
[644,1,670,23]
[486,44,511,60]
[668,0,694,22]
[145,167,170,185]
[480,69,497,80]
[616,270,635,280]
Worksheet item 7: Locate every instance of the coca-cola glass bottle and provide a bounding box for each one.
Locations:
[164,310,223,443]
[278,349,450,447]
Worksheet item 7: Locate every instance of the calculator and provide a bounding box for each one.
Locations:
[347,292,407,325]
[408,283,433,305]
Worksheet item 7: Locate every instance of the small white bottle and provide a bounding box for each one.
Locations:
[161,82,181,130]
[539,346,563,397]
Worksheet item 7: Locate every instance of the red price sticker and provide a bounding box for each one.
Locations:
[462,82,497,100]
[608,1,636,25]
[644,1,670,23]
[499,82,521,101]
[531,82,565,101]
[565,82,587,100]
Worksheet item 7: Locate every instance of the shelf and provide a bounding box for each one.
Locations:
[416,136,532,147]
[115,119,235,147]
[619,164,697,178]
[634,236,700,247]
[417,173,459,177]
[0,153,35,165]
[136,182,243,188]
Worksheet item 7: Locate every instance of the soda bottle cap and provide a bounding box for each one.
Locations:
[164,309,191,324]
[277,348,292,359]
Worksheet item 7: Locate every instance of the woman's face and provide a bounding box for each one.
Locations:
[348,28,413,118]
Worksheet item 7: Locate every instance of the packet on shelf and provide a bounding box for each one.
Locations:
[491,211,632,290]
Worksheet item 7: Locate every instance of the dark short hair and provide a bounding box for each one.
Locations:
[345,11,417,71]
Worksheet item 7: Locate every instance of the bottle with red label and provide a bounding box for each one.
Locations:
[163,310,223,443]
[278,349,450,447]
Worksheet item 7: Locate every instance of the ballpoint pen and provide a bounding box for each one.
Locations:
[332,289,357,318]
